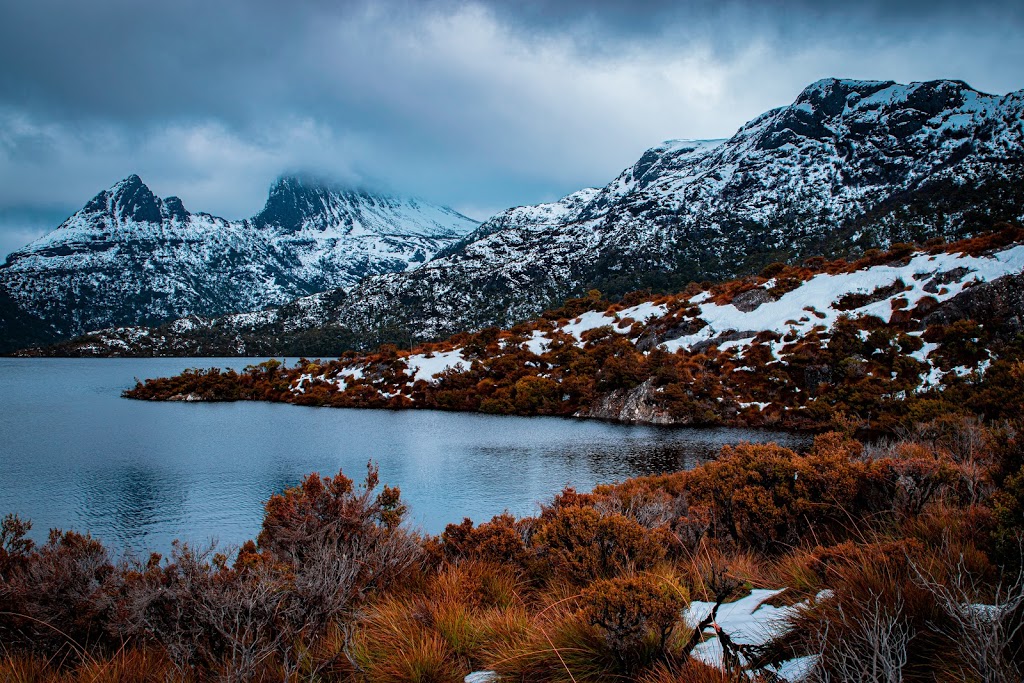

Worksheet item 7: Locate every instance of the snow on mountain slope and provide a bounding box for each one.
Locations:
[14,78,1024,357]
[658,244,1024,355]
[407,240,1024,387]
[261,236,1024,417]
[0,174,477,346]
[318,79,1024,343]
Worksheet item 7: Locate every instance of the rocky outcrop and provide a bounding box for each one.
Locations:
[923,272,1024,339]
[579,380,675,425]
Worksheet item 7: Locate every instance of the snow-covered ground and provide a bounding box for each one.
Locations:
[661,245,1024,354]
[686,589,820,681]
[406,349,467,383]
[291,240,1024,401]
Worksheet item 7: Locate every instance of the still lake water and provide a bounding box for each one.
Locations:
[0,358,810,554]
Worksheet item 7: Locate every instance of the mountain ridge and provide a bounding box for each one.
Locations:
[319,77,1024,342]
[9,77,1024,356]
[0,174,479,352]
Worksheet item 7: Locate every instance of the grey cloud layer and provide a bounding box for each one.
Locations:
[1,0,1022,257]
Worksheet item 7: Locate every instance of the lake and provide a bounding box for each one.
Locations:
[0,358,810,554]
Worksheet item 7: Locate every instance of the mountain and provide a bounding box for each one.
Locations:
[0,175,478,352]
[16,78,1024,357]
[326,79,1024,340]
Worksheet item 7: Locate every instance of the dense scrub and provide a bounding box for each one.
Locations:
[125,228,1024,436]
[2,415,1023,681]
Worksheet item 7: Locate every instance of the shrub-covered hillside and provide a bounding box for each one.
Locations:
[126,228,1024,435]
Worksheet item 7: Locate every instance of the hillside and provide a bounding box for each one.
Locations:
[0,175,478,353]
[125,228,1024,434]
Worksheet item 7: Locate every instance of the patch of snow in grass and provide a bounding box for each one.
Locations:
[562,310,617,340]
[291,373,312,394]
[660,245,1024,354]
[524,331,551,355]
[464,672,499,683]
[617,301,669,323]
[685,589,814,681]
[405,349,466,383]
[331,365,364,391]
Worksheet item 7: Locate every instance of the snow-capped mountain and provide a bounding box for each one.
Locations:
[12,78,1024,357]
[0,174,477,350]
[322,78,1024,341]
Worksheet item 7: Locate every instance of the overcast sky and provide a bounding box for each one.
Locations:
[2,0,1023,257]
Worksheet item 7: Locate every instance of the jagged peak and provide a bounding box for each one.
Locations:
[797,77,896,99]
[79,174,162,224]
[256,174,380,231]
[268,173,382,201]
[161,196,189,223]
[115,173,146,189]
[790,78,990,119]
[255,173,476,236]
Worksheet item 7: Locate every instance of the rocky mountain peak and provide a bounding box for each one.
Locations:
[791,78,982,120]
[81,174,163,224]
[255,175,363,233]
[161,196,189,223]
[793,78,895,114]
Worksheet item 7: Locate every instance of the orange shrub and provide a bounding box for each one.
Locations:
[530,506,668,584]
[579,574,688,660]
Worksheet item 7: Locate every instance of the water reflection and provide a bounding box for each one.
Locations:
[78,462,188,552]
[0,358,812,553]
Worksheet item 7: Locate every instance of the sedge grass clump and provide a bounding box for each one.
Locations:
[358,630,463,683]
[71,649,181,683]
[0,649,183,683]
[487,571,692,682]
[352,561,530,682]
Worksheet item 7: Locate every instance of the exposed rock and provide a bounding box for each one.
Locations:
[692,330,761,354]
[923,272,1024,339]
[580,379,675,425]
[636,317,708,352]
[732,287,777,312]
[923,266,972,293]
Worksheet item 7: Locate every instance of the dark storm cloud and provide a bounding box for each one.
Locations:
[1,0,1022,256]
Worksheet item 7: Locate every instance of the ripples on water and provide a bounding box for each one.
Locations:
[0,358,811,554]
